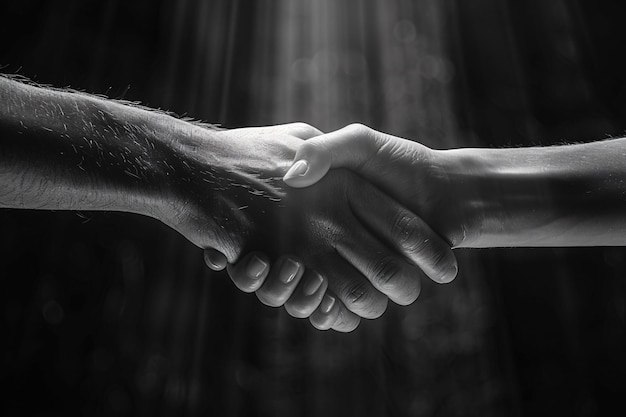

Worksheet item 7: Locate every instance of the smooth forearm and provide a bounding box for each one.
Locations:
[438,140,626,247]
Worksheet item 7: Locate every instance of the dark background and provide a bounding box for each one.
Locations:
[1,1,626,416]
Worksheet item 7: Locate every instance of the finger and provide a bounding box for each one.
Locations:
[284,270,327,318]
[348,181,458,284]
[225,252,270,293]
[203,248,228,271]
[335,227,423,306]
[330,302,361,332]
[309,292,361,333]
[309,291,341,330]
[316,254,389,319]
[283,123,378,187]
[255,256,305,307]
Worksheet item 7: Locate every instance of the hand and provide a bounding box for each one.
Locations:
[283,124,626,248]
[282,123,467,248]
[155,123,458,331]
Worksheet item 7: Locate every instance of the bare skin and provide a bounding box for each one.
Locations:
[221,124,626,305]
[281,123,626,248]
[0,77,457,332]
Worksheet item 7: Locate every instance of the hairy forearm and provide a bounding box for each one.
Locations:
[438,139,626,247]
[0,76,177,215]
[0,76,297,259]
[0,76,247,247]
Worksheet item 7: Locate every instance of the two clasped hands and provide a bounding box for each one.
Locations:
[195,122,626,332]
[3,77,625,333]
[203,122,462,333]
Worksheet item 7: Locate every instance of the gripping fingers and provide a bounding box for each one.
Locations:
[335,226,423,306]
[308,291,360,332]
[317,254,389,319]
[284,270,327,318]
[225,252,270,293]
[349,182,458,284]
[225,252,360,331]
[309,292,341,329]
[256,256,305,307]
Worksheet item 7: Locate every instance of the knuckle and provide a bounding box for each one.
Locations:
[290,122,318,136]
[345,282,370,304]
[298,139,318,156]
[345,123,370,137]
[392,214,425,253]
[343,282,387,319]
[368,256,404,289]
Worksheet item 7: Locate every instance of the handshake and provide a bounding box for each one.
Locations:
[3,76,625,333]
[149,119,626,332]
[195,122,462,332]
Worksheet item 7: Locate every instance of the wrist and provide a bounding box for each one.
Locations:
[436,146,561,248]
[430,148,487,247]
[147,124,296,261]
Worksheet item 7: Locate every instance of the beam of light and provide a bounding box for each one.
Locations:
[147,0,489,415]
[159,0,491,415]
[71,0,600,415]
[5,0,619,416]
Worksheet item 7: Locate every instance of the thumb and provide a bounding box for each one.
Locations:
[283,124,376,188]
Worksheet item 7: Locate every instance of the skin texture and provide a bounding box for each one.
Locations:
[224,123,626,303]
[0,77,458,332]
[217,124,461,320]
[164,125,457,330]
[282,123,626,248]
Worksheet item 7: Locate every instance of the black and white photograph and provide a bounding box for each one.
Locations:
[1,1,625,416]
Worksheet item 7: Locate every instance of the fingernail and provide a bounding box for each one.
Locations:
[303,273,324,296]
[283,160,309,181]
[204,250,226,271]
[280,258,300,284]
[204,254,221,270]
[320,294,336,314]
[246,255,267,279]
